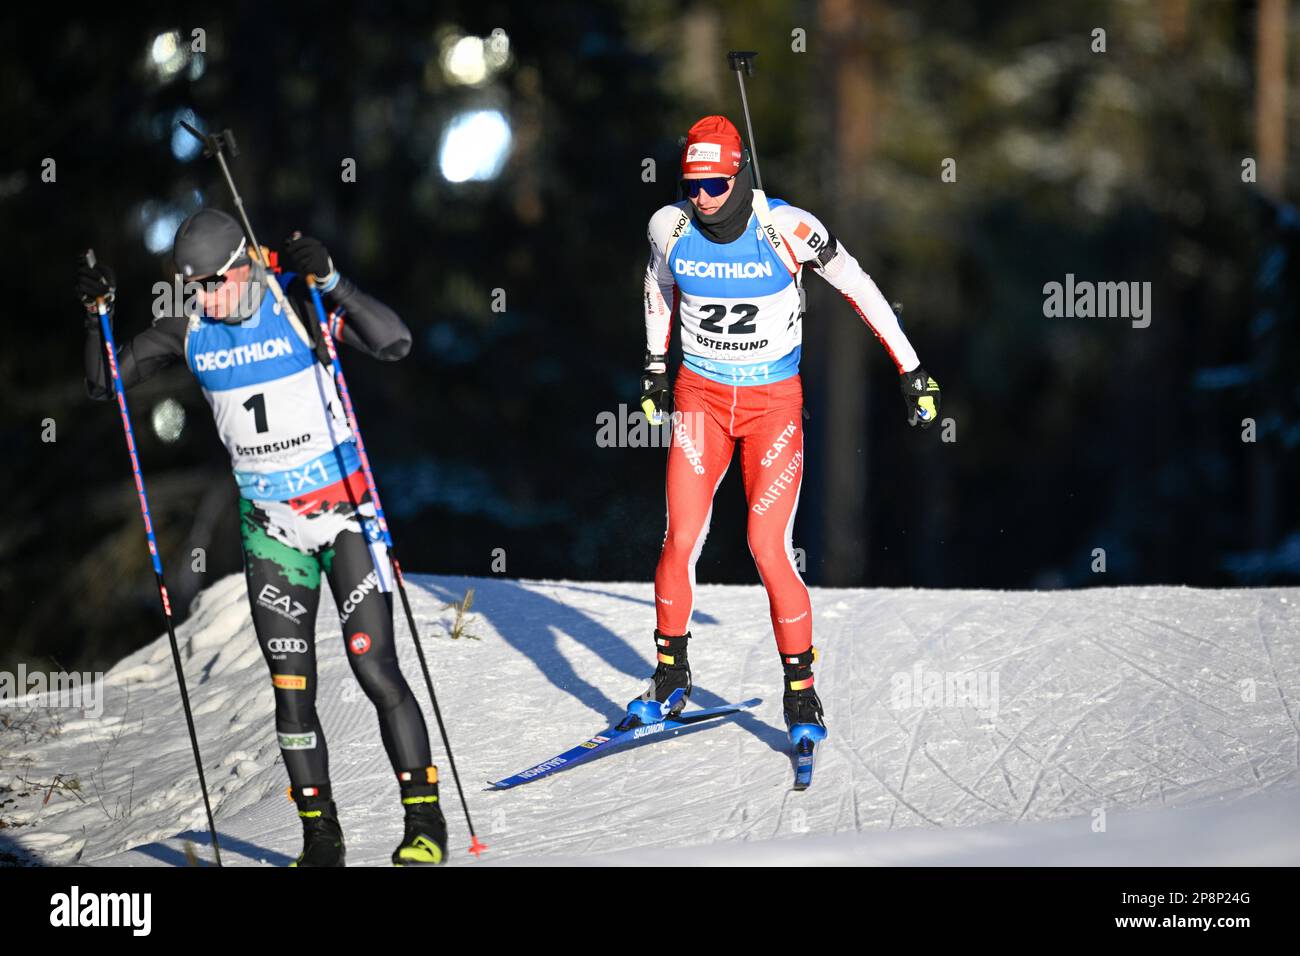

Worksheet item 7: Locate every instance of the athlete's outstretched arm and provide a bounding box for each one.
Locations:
[773,205,920,374]
[83,316,188,402]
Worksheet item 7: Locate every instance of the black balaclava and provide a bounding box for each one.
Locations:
[689,170,754,245]
[227,260,268,324]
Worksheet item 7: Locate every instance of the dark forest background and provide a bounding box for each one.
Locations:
[3,0,1299,673]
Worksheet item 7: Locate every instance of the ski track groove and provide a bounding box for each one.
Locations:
[950,735,1028,827]
[958,601,1059,663]
[1251,596,1300,768]
[838,730,942,829]
[1014,679,1124,821]
[890,596,982,671]
[844,607,861,832]
[968,632,1078,673]
[1082,635,1233,720]
[944,649,1085,820]
[1003,735,1108,819]
[829,593,914,712]
[922,743,1010,818]
[736,626,769,803]
[1042,688,1166,815]
[951,724,1042,827]
[1122,610,1256,668]
[938,611,1092,822]
[887,705,925,830]
[1178,708,1265,795]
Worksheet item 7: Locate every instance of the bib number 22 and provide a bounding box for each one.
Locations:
[699,303,758,335]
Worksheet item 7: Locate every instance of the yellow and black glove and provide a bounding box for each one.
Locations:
[900,366,940,428]
[640,353,671,426]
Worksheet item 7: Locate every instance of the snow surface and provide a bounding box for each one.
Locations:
[1,574,1298,866]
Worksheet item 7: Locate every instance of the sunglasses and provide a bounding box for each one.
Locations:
[199,274,230,294]
[194,255,250,294]
[683,175,736,199]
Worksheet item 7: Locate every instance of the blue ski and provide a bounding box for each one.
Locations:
[488,697,760,790]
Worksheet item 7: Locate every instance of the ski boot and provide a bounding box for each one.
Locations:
[782,647,828,747]
[392,767,448,866]
[623,630,692,728]
[783,648,827,790]
[288,784,346,867]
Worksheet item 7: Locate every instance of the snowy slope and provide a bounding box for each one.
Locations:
[1,574,1298,866]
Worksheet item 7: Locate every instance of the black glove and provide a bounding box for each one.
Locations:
[76,259,117,325]
[900,366,941,428]
[640,353,671,425]
[282,232,336,287]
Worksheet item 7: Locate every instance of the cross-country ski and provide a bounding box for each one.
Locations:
[487,695,760,790]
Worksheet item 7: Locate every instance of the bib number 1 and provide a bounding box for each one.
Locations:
[243,393,269,433]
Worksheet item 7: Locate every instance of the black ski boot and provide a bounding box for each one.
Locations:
[781,647,828,743]
[625,630,692,725]
[289,784,345,867]
[392,767,448,866]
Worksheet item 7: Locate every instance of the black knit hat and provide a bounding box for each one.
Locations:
[173,208,248,278]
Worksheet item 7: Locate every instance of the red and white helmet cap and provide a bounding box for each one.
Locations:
[681,115,743,177]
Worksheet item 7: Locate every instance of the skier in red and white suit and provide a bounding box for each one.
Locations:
[635,115,940,737]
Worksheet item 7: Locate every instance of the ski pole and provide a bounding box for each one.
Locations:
[178,121,487,858]
[727,50,763,189]
[85,248,223,867]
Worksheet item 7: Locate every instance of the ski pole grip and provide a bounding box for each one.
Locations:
[727,50,758,75]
